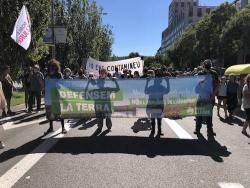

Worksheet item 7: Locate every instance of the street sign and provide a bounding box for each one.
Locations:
[54,27,67,43]
[44,26,67,44]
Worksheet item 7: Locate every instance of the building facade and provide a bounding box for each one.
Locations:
[158,0,216,55]
[241,0,249,8]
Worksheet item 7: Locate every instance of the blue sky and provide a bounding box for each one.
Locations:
[95,0,234,57]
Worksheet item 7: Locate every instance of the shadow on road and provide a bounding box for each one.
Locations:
[0,136,45,163]
[234,107,245,119]
[0,135,231,163]
[131,118,151,133]
[14,113,46,124]
[219,116,243,127]
[78,119,99,130]
[0,111,46,126]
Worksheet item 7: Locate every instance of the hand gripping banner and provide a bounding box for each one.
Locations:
[45,75,213,120]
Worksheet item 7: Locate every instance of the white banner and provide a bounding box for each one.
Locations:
[86,57,144,76]
[11,5,31,50]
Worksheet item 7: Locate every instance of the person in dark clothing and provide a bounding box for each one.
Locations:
[63,68,73,80]
[1,66,15,117]
[227,75,239,118]
[121,69,129,79]
[86,69,120,134]
[145,69,170,137]
[141,68,148,78]
[21,67,32,109]
[194,59,219,137]
[77,68,87,79]
[134,71,140,78]
[113,67,121,79]
[45,59,67,135]
[28,65,44,112]
[128,70,134,78]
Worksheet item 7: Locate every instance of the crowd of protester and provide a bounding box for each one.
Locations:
[0,59,250,149]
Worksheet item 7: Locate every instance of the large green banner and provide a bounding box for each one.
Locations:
[45,76,213,120]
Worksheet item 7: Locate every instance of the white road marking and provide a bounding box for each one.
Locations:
[0,112,27,122]
[0,104,45,122]
[164,118,193,139]
[2,118,47,131]
[218,182,245,188]
[0,122,72,188]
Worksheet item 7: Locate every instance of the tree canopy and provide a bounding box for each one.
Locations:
[0,0,113,77]
[54,0,113,70]
[165,3,238,69]
[0,0,51,75]
[221,5,250,65]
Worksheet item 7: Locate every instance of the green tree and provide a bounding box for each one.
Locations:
[128,52,140,58]
[168,26,198,69]
[143,56,155,67]
[0,0,51,76]
[165,3,236,69]
[194,3,236,62]
[54,0,113,68]
[221,5,250,66]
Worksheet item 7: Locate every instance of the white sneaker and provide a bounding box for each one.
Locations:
[0,141,5,149]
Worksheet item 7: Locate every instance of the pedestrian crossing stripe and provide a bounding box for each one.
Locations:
[2,118,47,131]
[218,182,245,188]
[0,122,72,188]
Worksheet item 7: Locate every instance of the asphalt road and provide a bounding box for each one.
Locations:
[0,108,249,188]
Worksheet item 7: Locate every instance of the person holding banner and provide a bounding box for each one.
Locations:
[141,68,148,79]
[194,60,219,137]
[45,59,67,135]
[121,69,129,79]
[113,67,121,79]
[134,71,140,78]
[145,69,170,137]
[128,70,134,78]
[86,69,120,135]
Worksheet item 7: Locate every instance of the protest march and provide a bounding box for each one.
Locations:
[1,1,250,188]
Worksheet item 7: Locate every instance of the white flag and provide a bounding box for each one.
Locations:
[11,5,31,50]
